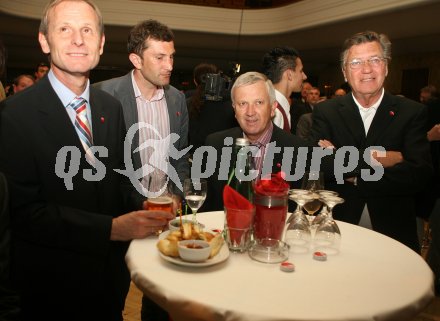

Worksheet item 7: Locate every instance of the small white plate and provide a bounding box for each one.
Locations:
[158,230,229,267]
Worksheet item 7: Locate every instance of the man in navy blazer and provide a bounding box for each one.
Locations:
[0,2,173,320]
[312,31,432,252]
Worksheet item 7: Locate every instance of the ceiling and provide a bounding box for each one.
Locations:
[1,0,440,82]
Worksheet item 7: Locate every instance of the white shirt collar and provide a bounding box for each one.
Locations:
[48,69,90,107]
[352,88,384,112]
[274,89,290,112]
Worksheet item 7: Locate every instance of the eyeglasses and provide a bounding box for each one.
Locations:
[346,57,386,70]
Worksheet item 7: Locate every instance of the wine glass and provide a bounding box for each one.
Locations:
[183,178,207,224]
[285,191,313,253]
[287,190,312,223]
[311,190,339,230]
[303,192,322,224]
[301,171,324,191]
[301,171,324,223]
[313,195,344,255]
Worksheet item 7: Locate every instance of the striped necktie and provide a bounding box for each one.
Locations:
[67,97,94,165]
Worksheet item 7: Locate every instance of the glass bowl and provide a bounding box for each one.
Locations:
[248,238,290,264]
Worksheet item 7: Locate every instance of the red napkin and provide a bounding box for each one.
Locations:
[223,185,254,229]
[254,172,289,196]
[223,185,254,210]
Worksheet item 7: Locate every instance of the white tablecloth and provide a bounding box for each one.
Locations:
[126,211,434,321]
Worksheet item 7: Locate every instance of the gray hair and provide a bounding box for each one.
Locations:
[39,0,104,36]
[231,71,275,106]
[340,31,391,70]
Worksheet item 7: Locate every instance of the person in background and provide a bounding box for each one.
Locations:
[299,81,312,104]
[416,90,440,242]
[0,1,173,320]
[12,74,35,94]
[290,81,312,133]
[0,39,6,101]
[34,62,50,81]
[262,46,307,132]
[312,30,432,252]
[420,85,438,104]
[296,112,313,141]
[295,86,324,141]
[94,19,189,321]
[187,62,237,156]
[426,95,440,294]
[305,86,323,108]
[333,87,347,97]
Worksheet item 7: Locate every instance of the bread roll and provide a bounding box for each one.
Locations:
[209,233,224,258]
[157,239,179,257]
[157,223,224,259]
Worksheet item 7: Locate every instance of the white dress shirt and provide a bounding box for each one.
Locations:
[272,89,291,129]
[351,88,384,229]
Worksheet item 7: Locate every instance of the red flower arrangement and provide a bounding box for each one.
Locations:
[254,172,289,196]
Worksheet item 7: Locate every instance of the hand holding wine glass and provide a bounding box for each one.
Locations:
[183,178,207,224]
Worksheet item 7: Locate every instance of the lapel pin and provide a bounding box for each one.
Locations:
[389,111,395,116]
[276,163,281,168]
[100,117,105,123]
[176,111,181,116]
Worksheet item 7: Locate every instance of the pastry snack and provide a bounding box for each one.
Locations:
[157,223,223,259]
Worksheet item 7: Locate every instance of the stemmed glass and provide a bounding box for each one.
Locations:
[311,190,339,230]
[301,171,324,223]
[313,195,344,255]
[303,192,322,224]
[301,171,324,191]
[285,190,313,253]
[183,178,207,224]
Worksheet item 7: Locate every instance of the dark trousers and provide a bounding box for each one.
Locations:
[428,199,440,295]
[141,295,169,321]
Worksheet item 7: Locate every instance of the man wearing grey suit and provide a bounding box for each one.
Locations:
[94,20,189,321]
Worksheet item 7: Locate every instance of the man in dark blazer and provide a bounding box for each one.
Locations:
[94,20,189,321]
[0,1,173,320]
[203,71,323,211]
[312,31,432,252]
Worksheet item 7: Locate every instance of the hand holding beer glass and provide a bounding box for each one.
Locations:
[144,180,177,236]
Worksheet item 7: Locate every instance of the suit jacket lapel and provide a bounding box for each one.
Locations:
[90,88,108,147]
[366,93,398,144]
[338,95,367,147]
[116,73,141,170]
[118,73,138,132]
[165,86,178,136]
[36,78,82,151]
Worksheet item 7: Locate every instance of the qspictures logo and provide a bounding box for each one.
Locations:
[55,123,386,195]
